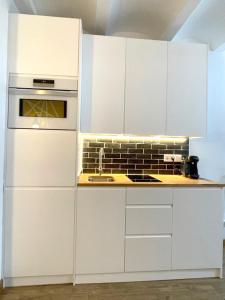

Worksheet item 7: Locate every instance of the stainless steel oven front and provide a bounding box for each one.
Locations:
[8,74,78,130]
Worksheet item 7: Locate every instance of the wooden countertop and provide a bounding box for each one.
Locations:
[78,174,225,187]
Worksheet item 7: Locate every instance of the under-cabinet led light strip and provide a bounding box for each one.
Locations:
[81,134,188,143]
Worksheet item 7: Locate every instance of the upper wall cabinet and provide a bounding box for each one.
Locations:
[80,35,207,137]
[166,42,208,137]
[8,14,81,77]
[125,39,167,135]
[81,35,126,134]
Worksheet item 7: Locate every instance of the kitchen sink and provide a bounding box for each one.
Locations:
[88,175,114,182]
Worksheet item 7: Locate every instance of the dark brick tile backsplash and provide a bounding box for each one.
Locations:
[82,138,189,175]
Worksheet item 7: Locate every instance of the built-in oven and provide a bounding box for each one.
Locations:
[8,74,78,130]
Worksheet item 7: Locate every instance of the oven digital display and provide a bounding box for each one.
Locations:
[19,99,67,118]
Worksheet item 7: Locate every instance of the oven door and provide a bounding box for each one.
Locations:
[8,88,77,130]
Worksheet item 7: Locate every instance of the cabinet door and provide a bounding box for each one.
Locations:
[81,35,125,134]
[4,188,75,277]
[6,129,76,187]
[167,42,207,136]
[76,188,126,274]
[172,188,223,270]
[8,14,80,76]
[125,38,167,135]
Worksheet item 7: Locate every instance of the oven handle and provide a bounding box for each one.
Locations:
[8,88,78,97]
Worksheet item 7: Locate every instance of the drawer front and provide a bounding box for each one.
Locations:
[127,188,173,205]
[125,236,172,272]
[126,206,172,234]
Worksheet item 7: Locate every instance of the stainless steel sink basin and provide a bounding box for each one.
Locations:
[88,175,114,182]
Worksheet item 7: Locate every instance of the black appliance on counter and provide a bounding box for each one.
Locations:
[181,156,199,179]
[127,175,161,182]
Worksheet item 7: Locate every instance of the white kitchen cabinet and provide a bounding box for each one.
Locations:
[8,14,81,77]
[76,188,126,274]
[81,34,126,134]
[125,38,167,135]
[125,236,171,272]
[6,129,76,187]
[167,42,207,137]
[4,188,75,277]
[81,35,207,136]
[172,188,223,270]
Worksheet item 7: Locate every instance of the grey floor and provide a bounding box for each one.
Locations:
[1,253,225,300]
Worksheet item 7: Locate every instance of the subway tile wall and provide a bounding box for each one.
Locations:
[82,137,189,175]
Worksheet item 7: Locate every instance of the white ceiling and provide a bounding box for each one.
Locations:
[11,0,225,49]
[10,0,202,40]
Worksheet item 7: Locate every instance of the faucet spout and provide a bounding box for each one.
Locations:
[99,148,105,176]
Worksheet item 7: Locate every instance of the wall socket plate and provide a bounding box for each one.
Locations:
[164,154,183,162]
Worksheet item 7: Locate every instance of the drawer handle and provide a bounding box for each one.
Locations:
[126,205,172,208]
[126,234,172,239]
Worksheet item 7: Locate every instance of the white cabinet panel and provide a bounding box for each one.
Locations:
[126,206,172,235]
[8,14,80,77]
[172,188,223,270]
[125,38,167,135]
[6,129,76,187]
[76,188,126,274]
[81,34,125,134]
[167,42,207,137]
[127,188,173,205]
[125,236,171,272]
[4,188,75,277]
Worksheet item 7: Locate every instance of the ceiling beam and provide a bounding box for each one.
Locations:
[13,0,37,14]
[95,0,111,35]
[9,0,19,13]
[28,0,37,14]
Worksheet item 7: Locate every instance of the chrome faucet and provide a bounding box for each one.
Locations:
[99,148,105,175]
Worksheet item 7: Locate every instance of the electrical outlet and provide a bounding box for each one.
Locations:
[164,154,183,162]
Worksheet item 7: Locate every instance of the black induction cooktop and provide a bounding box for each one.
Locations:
[126,175,162,183]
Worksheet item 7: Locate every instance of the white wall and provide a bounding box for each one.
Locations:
[190,50,225,183]
[0,0,10,280]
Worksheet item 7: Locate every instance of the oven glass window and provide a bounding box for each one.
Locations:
[19,99,67,118]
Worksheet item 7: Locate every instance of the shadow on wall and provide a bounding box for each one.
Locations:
[189,50,225,184]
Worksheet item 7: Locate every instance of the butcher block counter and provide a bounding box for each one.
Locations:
[78,173,225,187]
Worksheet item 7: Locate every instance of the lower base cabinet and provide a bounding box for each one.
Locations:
[4,188,75,278]
[5,186,222,284]
[125,236,172,272]
[76,188,126,274]
[76,187,223,278]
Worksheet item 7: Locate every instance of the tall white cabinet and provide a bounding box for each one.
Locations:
[81,35,126,133]
[4,14,80,287]
[125,39,167,135]
[167,43,208,136]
